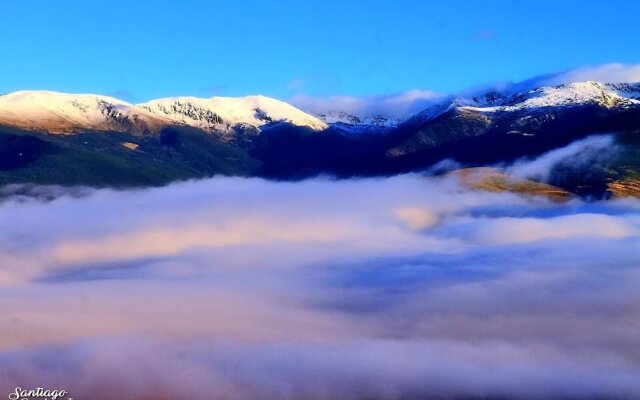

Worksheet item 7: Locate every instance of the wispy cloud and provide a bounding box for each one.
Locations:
[199,84,230,97]
[290,63,640,119]
[286,78,307,92]
[290,89,444,119]
[470,29,497,41]
[107,89,136,103]
[507,135,617,181]
[525,63,640,87]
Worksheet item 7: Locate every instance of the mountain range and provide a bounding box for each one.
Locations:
[1,80,639,198]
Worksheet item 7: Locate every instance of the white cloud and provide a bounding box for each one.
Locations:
[527,63,640,87]
[290,89,444,119]
[290,63,640,120]
[507,135,616,181]
[1,174,640,399]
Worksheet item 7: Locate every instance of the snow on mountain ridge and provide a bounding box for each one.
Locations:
[2,82,639,136]
[316,110,400,135]
[606,82,640,99]
[139,95,327,134]
[0,91,327,135]
[487,81,636,111]
[318,110,400,126]
[410,81,640,124]
[0,90,171,134]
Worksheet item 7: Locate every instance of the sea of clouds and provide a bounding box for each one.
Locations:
[1,148,640,399]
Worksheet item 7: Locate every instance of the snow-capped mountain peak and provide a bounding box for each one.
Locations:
[409,81,640,124]
[0,90,172,134]
[316,110,400,135]
[2,82,639,138]
[468,81,640,111]
[139,95,327,134]
[0,91,327,136]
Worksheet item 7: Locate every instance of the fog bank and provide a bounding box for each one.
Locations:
[1,174,639,399]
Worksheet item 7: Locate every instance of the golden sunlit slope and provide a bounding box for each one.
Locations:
[452,167,573,202]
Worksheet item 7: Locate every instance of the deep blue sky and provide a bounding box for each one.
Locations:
[1,0,638,102]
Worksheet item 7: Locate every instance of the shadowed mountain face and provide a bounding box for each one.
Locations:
[0,125,260,188]
[0,81,639,197]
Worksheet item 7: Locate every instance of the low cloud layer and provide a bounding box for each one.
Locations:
[1,172,640,399]
[507,134,616,181]
[290,90,443,119]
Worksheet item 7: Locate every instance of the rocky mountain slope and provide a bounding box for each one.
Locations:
[0,91,171,134]
[0,91,326,138]
[140,95,327,139]
[390,81,640,156]
[315,110,400,135]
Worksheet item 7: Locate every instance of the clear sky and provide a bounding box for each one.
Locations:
[1,0,639,102]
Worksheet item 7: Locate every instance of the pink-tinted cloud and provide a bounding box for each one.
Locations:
[1,166,640,399]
